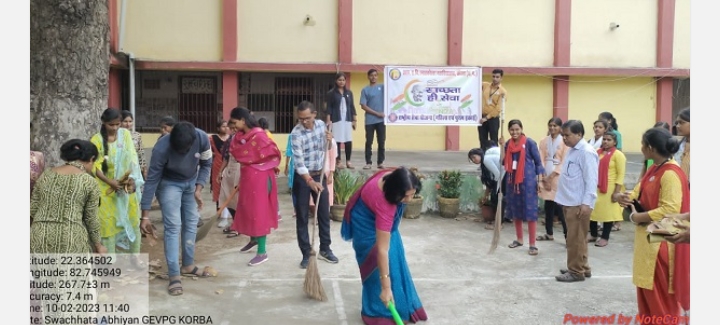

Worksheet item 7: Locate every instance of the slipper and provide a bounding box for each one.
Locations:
[363,165,372,170]
[346,163,355,169]
[226,231,239,238]
[181,266,216,278]
[612,224,621,231]
[595,239,608,247]
[168,279,183,296]
[222,228,235,234]
[528,246,538,256]
[377,164,385,169]
[536,234,554,241]
[508,240,523,248]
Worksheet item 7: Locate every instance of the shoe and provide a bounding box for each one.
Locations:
[318,250,339,264]
[300,256,309,269]
[218,218,229,228]
[197,219,204,228]
[556,272,585,282]
[363,164,372,170]
[248,254,268,266]
[240,240,258,252]
[560,269,591,278]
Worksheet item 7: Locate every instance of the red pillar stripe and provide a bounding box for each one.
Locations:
[338,0,353,64]
[552,0,571,121]
[655,0,675,124]
[222,0,238,120]
[108,68,122,109]
[445,0,463,151]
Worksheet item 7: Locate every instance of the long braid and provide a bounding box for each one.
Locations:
[101,124,109,174]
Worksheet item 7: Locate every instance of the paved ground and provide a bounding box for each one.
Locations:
[140,150,646,325]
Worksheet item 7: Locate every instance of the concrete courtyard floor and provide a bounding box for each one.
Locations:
[141,151,646,325]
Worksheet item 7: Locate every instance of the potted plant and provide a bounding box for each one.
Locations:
[436,170,463,218]
[403,167,426,219]
[330,169,365,222]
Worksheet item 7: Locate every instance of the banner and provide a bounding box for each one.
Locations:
[384,66,481,125]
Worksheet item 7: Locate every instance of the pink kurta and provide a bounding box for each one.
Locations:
[538,135,567,201]
[230,128,281,237]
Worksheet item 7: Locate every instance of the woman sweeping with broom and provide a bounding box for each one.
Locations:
[228,107,281,266]
[341,167,428,324]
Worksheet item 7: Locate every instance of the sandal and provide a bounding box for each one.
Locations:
[222,228,235,234]
[363,165,372,170]
[226,231,239,238]
[168,279,183,296]
[181,266,216,278]
[484,223,502,230]
[587,235,598,243]
[346,162,355,169]
[595,239,608,247]
[612,223,621,231]
[377,164,385,169]
[529,246,538,256]
[508,240,523,248]
[536,234,554,241]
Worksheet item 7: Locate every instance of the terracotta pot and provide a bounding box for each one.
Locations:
[437,196,460,218]
[481,204,496,223]
[403,196,423,219]
[330,205,345,222]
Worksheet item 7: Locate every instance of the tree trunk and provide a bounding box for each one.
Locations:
[30,0,109,167]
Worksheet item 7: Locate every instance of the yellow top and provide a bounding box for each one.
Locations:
[630,160,683,291]
[481,82,507,119]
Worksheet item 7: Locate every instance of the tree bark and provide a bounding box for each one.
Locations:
[30,0,109,167]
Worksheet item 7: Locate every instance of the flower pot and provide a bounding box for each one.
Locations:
[403,196,423,219]
[330,205,346,222]
[481,204,496,223]
[437,196,460,219]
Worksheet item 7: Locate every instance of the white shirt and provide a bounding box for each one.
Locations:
[483,147,504,182]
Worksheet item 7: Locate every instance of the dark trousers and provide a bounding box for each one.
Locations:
[293,173,332,257]
[544,200,567,238]
[364,123,386,165]
[477,117,500,150]
[590,221,613,240]
[336,142,353,162]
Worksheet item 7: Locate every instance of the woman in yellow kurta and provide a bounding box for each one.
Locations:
[616,127,689,317]
[91,108,144,256]
[589,132,626,247]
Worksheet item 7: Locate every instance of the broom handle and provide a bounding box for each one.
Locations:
[214,186,239,218]
[310,123,333,251]
[489,96,506,253]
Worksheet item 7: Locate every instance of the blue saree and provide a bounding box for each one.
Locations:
[341,173,428,324]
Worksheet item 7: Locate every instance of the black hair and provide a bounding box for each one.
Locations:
[60,139,99,162]
[217,120,227,128]
[230,107,259,129]
[677,107,690,122]
[367,69,378,76]
[642,128,681,158]
[333,72,347,90]
[548,117,563,126]
[297,100,316,113]
[100,108,122,173]
[598,112,618,131]
[602,131,618,145]
[561,120,585,137]
[507,119,523,130]
[653,121,670,131]
[121,110,134,121]
[468,148,495,188]
[492,69,504,77]
[169,121,197,154]
[160,116,176,127]
[382,167,422,205]
[258,117,269,130]
[593,120,609,131]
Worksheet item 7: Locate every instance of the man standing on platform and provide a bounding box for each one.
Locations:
[360,69,386,170]
[478,69,507,150]
[554,120,599,282]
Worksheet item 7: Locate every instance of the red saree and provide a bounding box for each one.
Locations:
[229,128,281,237]
[637,163,690,315]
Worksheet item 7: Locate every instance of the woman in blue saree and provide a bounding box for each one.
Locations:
[341,167,428,324]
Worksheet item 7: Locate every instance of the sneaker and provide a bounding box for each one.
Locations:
[248,254,268,266]
[240,240,258,253]
[218,218,229,228]
[300,257,309,269]
[318,250,339,264]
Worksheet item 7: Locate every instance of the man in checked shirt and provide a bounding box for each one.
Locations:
[291,100,339,269]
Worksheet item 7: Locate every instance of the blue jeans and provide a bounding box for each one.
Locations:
[156,179,199,277]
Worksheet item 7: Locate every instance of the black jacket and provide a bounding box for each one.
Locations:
[325,88,357,123]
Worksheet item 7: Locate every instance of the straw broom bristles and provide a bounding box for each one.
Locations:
[304,124,332,302]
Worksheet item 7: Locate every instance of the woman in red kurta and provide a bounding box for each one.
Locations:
[616,128,690,320]
[209,121,229,209]
[229,107,281,266]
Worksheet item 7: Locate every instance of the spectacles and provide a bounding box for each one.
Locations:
[298,116,314,121]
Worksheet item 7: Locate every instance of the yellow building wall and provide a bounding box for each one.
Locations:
[459,76,553,149]
[673,0,690,69]
[462,0,555,67]
[352,0,447,65]
[570,0,656,68]
[123,0,222,61]
[236,0,338,63]
[568,77,656,153]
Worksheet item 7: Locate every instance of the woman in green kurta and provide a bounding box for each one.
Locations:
[30,139,106,254]
[91,108,144,254]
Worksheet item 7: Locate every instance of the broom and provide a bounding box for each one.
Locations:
[196,186,239,242]
[304,124,332,302]
[489,96,506,254]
